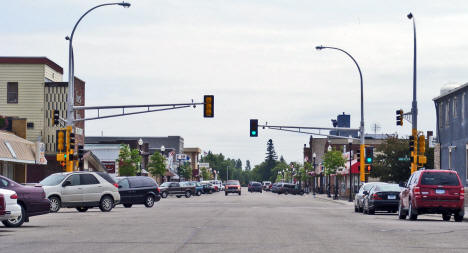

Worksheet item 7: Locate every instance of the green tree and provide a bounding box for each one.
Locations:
[371,136,411,183]
[245,160,251,171]
[117,144,141,176]
[148,152,166,181]
[180,163,192,180]
[322,150,346,175]
[201,167,212,180]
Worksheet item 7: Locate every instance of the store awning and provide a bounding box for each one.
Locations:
[0,130,43,164]
[342,160,360,174]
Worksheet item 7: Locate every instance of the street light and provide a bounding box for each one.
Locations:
[327,144,332,198]
[138,138,143,175]
[316,45,365,184]
[66,2,131,126]
[160,145,165,155]
[313,152,316,196]
[348,136,353,202]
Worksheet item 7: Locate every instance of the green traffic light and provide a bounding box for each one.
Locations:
[251,131,257,135]
[366,157,372,163]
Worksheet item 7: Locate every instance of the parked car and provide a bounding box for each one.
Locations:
[354,182,387,212]
[39,172,121,213]
[200,182,216,194]
[262,181,272,191]
[248,182,263,193]
[159,182,195,198]
[0,175,50,227]
[116,176,160,208]
[278,183,304,195]
[271,183,283,193]
[187,181,203,196]
[362,184,401,215]
[225,180,241,195]
[399,170,465,221]
[0,189,21,224]
[210,180,224,191]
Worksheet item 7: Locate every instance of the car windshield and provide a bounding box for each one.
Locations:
[226,181,239,185]
[39,174,66,186]
[376,184,401,192]
[420,172,460,186]
[160,182,171,187]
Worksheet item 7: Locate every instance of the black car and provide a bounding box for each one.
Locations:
[363,184,401,214]
[279,183,304,195]
[159,182,196,198]
[200,182,216,194]
[117,176,161,208]
[271,183,283,193]
[354,182,387,212]
[248,182,262,193]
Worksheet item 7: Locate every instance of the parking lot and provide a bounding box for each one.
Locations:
[2,189,468,253]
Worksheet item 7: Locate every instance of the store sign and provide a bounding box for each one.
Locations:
[102,161,115,173]
[35,142,47,165]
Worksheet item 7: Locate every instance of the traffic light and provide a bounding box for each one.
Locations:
[356,149,361,163]
[69,132,76,149]
[365,146,374,164]
[56,129,66,152]
[52,110,60,126]
[396,109,403,126]
[360,144,365,182]
[409,135,415,152]
[418,135,426,154]
[250,119,258,137]
[367,165,371,172]
[77,145,85,169]
[203,95,214,118]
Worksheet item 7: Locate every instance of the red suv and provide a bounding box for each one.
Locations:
[398,170,464,222]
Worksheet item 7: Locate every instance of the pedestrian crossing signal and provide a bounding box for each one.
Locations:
[250,119,258,137]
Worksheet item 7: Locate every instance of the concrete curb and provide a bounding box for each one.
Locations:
[313,194,354,206]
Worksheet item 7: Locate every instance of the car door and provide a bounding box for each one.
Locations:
[129,178,146,202]
[80,174,101,204]
[169,182,180,194]
[61,174,83,205]
[118,178,132,204]
[400,174,414,208]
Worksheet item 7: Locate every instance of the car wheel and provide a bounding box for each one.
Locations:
[225,192,228,196]
[209,189,214,194]
[442,213,451,221]
[185,191,192,198]
[408,201,417,221]
[239,191,241,196]
[76,207,88,212]
[368,207,375,215]
[398,202,407,220]
[454,212,464,222]
[49,196,61,213]
[354,205,359,213]
[123,203,133,208]
[176,195,182,198]
[161,191,168,198]
[144,195,155,208]
[2,205,25,228]
[99,196,114,212]
[196,191,202,196]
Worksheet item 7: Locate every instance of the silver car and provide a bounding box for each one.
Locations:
[40,172,120,213]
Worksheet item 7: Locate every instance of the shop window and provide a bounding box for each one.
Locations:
[7,82,18,103]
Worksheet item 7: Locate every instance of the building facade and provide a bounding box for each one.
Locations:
[0,57,85,182]
[433,83,468,186]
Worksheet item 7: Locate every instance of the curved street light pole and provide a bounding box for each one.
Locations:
[66,2,131,126]
[408,13,417,131]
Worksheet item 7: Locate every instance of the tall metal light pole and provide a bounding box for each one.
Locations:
[312,152,316,196]
[348,137,353,202]
[316,45,365,183]
[138,138,143,175]
[408,12,419,174]
[66,2,131,126]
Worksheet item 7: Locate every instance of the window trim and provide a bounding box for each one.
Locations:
[7,82,18,104]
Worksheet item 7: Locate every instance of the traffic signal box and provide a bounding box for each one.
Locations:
[65,126,74,172]
[203,95,214,118]
[396,109,404,126]
[250,119,258,137]
[360,144,365,182]
[365,146,374,164]
[359,145,374,182]
[77,145,85,169]
[56,129,66,165]
[52,110,60,126]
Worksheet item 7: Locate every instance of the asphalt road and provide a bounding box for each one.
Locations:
[2,188,468,253]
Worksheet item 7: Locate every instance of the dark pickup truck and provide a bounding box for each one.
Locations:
[159,182,195,198]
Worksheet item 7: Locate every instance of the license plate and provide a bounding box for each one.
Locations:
[436,189,445,194]
[387,195,396,200]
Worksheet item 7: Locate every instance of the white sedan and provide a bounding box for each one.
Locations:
[0,189,22,222]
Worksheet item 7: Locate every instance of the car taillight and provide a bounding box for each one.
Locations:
[460,187,465,200]
[113,183,119,188]
[10,194,18,199]
[413,186,421,195]
[157,187,160,193]
[372,193,382,200]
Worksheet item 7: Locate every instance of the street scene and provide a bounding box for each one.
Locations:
[1,1,468,252]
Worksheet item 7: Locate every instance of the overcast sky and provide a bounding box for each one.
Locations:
[2,0,468,167]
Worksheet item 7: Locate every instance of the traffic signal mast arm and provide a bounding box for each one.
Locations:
[254,122,360,140]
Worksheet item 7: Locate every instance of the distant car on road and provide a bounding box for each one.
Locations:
[362,184,401,215]
[354,182,387,212]
[398,170,465,222]
[225,180,241,196]
[262,181,272,191]
[248,182,262,193]
[200,182,216,194]
[0,175,50,227]
[159,182,195,198]
[40,172,120,213]
[271,183,284,193]
[117,176,160,208]
[185,181,203,196]
[0,189,21,224]
[278,183,304,195]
